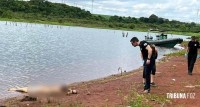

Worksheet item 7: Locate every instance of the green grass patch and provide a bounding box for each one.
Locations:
[67,101,84,107]
[127,87,171,107]
[165,50,186,57]
[145,94,171,105]
[128,93,171,107]
[129,94,151,107]
[168,31,200,37]
[165,41,188,57]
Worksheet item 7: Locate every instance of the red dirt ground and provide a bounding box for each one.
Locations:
[1,56,200,107]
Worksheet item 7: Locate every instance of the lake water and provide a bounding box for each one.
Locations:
[0,21,190,99]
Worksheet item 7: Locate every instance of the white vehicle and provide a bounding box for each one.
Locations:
[174,44,184,50]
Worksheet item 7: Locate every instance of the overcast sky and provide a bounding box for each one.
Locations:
[47,0,200,23]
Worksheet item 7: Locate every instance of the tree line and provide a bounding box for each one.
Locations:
[0,0,200,33]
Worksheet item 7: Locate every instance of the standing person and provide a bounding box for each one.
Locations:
[187,36,199,75]
[130,37,153,93]
[150,44,158,86]
[142,44,158,87]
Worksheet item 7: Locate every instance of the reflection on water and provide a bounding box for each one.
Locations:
[0,21,188,99]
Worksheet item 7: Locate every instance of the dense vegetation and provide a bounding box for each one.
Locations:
[0,0,200,36]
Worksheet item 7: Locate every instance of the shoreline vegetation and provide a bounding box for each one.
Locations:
[0,0,200,37]
[0,17,198,38]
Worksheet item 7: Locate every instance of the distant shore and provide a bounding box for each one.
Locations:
[0,18,196,37]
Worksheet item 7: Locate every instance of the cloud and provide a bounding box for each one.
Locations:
[46,0,200,23]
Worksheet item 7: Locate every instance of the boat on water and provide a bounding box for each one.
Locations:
[145,30,183,48]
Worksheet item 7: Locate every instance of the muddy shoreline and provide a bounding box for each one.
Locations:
[1,55,200,107]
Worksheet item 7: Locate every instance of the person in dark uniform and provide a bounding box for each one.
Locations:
[130,37,153,93]
[142,44,158,87]
[187,36,199,75]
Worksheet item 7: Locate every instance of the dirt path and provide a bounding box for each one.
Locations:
[1,56,200,107]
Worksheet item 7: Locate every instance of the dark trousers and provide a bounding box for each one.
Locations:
[143,59,156,77]
[143,60,153,91]
[151,59,156,75]
[188,54,197,73]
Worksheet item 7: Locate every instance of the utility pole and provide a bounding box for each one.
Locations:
[92,0,94,14]
[197,8,199,23]
[61,0,65,3]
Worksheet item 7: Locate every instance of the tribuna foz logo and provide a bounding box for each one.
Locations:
[166,93,195,99]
